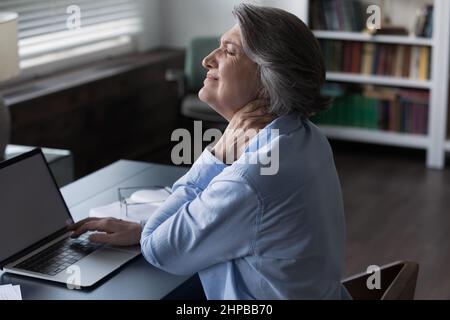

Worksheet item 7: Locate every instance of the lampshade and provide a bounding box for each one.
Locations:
[0,12,20,82]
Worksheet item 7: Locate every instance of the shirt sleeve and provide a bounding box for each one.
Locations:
[140,149,261,276]
[138,148,225,229]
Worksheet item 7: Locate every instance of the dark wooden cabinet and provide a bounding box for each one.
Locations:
[3,49,185,178]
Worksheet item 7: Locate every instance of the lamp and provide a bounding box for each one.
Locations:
[0,12,20,161]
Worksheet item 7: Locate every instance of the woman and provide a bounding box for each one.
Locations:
[71,4,349,300]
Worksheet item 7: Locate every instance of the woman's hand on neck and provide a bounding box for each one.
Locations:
[211,99,275,164]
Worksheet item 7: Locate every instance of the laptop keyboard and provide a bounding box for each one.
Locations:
[15,233,102,276]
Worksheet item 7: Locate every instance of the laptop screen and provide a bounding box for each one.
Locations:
[0,151,72,263]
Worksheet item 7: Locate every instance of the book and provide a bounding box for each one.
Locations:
[372,27,408,36]
[0,284,22,300]
[361,43,375,75]
[351,42,362,73]
[312,86,429,135]
[419,47,430,80]
[424,5,434,38]
[415,5,434,38]
[311,0,366,32]
[394,46,405,77]
[319,40,430,80]
[402,46,412,78]
[409,47,420,79]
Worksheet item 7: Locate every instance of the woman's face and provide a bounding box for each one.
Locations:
[198,24,260,121]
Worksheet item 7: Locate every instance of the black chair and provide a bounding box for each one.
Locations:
[0,97,10,161]
[165,261,419,300]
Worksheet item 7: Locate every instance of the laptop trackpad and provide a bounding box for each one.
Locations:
[64,247,138,287]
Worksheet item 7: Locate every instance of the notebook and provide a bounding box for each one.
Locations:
[0,284,22,300]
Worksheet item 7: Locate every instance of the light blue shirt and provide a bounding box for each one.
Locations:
[141,114,350,300]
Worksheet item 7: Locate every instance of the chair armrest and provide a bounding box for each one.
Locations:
[165,69,186,98]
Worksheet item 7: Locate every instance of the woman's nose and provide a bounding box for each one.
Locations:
[202,50,218,70]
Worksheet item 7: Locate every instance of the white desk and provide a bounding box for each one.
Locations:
[0,160,193,300]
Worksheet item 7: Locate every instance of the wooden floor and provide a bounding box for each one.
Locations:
[331,142,450,300]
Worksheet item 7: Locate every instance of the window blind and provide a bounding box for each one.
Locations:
[0,0,143,69]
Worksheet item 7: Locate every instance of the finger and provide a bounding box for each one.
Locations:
[71,219,115,238]
[230,106,266,127]
[242,108,268,118]
[234,113,270,131]
[234,132,259,159]
[241,99,267,113]
[222,131,238,150]
[235,135,254,151]
[68,217,100,231]
[89,232,118,245]
[244,111,276,120]
[234,131,258,150]
[239,117,274,131]
[258,115,277,125]
[251,114,276,125]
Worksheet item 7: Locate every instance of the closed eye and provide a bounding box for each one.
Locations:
[224,49,235,56]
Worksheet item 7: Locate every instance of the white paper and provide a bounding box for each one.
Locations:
[0,284,22,300]
[13,285,22,299]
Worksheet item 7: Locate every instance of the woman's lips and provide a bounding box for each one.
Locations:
[206,73,219,81]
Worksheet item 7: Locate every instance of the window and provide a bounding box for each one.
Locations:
[0,0,144,75]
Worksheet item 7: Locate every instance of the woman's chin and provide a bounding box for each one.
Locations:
[198,90,218,109]
[198,88,208,103]
[198,90,236,121]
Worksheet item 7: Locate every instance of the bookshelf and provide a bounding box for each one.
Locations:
[320,125,429,149]
[306,0,450,169]
[313,31,434,46]
[326,72,431,89]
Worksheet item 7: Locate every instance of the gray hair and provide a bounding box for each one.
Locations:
[233,4,331,118]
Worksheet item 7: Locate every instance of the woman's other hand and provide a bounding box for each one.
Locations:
[212,99,275,164]
[68,217,142,246]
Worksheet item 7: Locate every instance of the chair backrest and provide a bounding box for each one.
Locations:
[342,261,419,300]
[185,36,220,92]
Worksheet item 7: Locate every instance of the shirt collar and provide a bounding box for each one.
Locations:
[265,113,304,135]
[245,113,304,153]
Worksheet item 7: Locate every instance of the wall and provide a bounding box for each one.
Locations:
[158,0,309,48]
[138,0,162,50]
[153,0,431,48]
[264,0,309,21]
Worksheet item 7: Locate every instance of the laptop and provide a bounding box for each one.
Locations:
[0,148,140,288]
